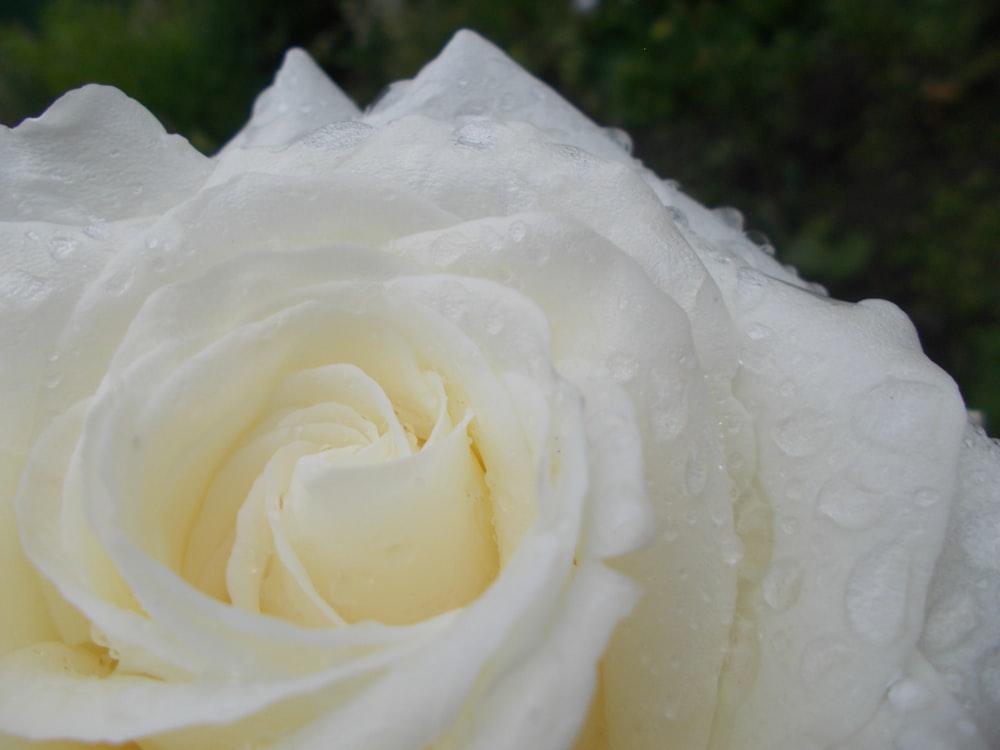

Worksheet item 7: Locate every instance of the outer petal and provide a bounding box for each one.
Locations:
[0,86,210,224]
[713,268,968,748]
[917,423,1000,745]
[222,48,362,152]
[365,30,634,164]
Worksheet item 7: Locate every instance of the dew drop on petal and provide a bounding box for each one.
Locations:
[851,378,943,449]
[452,120,499,150]
[817,477,882,530]
[665,206,689,229]
[484,309,505,336]
[845,544,911,644]
[887,677,932,714]
[762,558,804,612]
[733,267,766,311]
[607,352,639,383]
[47,236,77,261]
[603,126,633,154]
[921,589,979,653]
[105,266,135,297]
[978,648,1000,703]
[746,229,776,256]
[684,444,708,496]
[713,206,745,231]
[83,223,109,240]
[912,487,941,508]
[799,637,851,685]
[720,534,744,565]
[508,220,528,243]
[2,270,52,303]
[745,322,772,341]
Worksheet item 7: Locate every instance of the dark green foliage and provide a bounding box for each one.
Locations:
[2,0,997,425]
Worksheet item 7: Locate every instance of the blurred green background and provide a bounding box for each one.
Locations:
[2,0,998,426]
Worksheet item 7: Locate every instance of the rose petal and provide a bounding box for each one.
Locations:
[366,30,634,164]
[917,423,1000,745]
[222,48,361,152]
[0,86,210,224]
[713,268,967,747]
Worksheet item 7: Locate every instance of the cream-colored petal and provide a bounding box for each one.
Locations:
[715,268,967,748]
[1,86,210,224]
[222,48,361,152]
[918,422,1000,745]
[281,412,496,625]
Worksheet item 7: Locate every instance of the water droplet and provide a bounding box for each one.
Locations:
[661,695,679,721]
[912,487,940,508]
[921,589,978,652]
[484,310,505,336]
[771,628,794,654]
[661,521,679,542]
[746,229,776,256]
[649,376,686,442]
[720,534,744,565]
[713,206,744,231]
[603,126,633,154]
[105,266,135,297]
[745,322,772,340]
[800,637,851,685]
[851,378,943,449]
[763,558,804,611]
[452,120,499,150]
[47,236,77,261]
[770,413,828,457]
[84,223,109,240]
[479,225,504,252]
[508,220,528,243]
[25,230,40,242]
[845,544,911,644]
[893,725,952,750]
[302,121,375,150]
[684,445,708,496]
[778,516,799,536]
[428,233,468,267]
[978,648,1000,703]
[665,206,689,228]
[817,477,881,529]
[607,352,639,382]
[887,677,931,714]
[145,236,160,250]
[1,270,51,303]
[733,267,766,311]
[44,371,62,389]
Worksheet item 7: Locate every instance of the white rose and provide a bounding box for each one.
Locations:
[1,29,997,750]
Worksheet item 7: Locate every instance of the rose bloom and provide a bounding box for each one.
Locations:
[1,30,998,750]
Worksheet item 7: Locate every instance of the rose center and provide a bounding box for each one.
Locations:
[181,362,499,627]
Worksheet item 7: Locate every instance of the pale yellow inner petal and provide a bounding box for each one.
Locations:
[181,360,499,627]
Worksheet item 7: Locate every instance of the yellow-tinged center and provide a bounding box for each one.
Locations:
[180,362,501,627]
